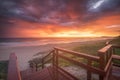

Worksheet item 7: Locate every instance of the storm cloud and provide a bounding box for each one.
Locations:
[0,0,120,37]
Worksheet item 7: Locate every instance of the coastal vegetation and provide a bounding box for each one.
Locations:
[73,36,120,56]
[73,40,106,56]
[110,36,120,55]
[109,36,120,45]
[0,61,8,80]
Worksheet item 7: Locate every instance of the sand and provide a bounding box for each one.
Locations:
[0,39,107,71]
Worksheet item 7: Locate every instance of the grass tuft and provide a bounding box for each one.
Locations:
[0,61,8,80]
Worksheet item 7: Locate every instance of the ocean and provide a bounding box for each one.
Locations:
[0,37,109,47]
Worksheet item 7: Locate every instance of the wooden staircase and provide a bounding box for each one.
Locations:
[8,45,120,80]
[109,66,120,80]
[21,66,78,80]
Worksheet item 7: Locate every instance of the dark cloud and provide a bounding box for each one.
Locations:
[0,0,120,24]
[0,0,88,24]
[0,0,120,37]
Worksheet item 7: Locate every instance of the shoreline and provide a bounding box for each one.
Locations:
[0,38,109,71]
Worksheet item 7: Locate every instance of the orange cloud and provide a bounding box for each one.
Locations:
[6,14,120,38]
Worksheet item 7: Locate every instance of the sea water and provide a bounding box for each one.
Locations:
[0,37,109,47]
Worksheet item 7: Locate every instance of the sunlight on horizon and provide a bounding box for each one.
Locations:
[47,31,118,38]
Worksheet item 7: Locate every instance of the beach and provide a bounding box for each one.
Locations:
[0,38,109,71]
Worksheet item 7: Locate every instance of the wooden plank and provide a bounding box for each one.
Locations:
[98,52,105,69]
[42,50,54,60]
[53,65,79,80]
[112,45,120,49]
[87,60,92,80]
[54,47,99,62]
[55,49,59,80]
[41,58,44,69]
[104,56,112,72]
[98,45,112,53]
[112,55,120,60]
[98,52,105,80]
[22,67,52,80]
[52,50,55,66]
[106,65,120,80]
[44,58,52,64]
[22,66,79,80]
[58,54,105,76]
[103,63,112,80]
[106,51,109,64]
[41,50,54,69]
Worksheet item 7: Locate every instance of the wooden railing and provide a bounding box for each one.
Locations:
[98,45,120,80]
[41,44,120,80]
[53,47,104,80]
[7,53,21,80]
[98,45,113,80]
[41,50,54,68]
[7,44,120,80]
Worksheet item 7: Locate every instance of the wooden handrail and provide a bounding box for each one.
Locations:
[98,45,112,53]
[41,50,54,68]
[58,54,105,76]
[54,47,111,80]
[43,58,53,64]
[7,44,119,80]
[7,53,21,80]
[98,44,120,80]
[98,44,113,70]
[41,44,120,80]
[112,54,120,60]
[54,45,120,80]
[103,63,112,80]
[54,47,99,62]
[112,54,120,67]
[112,45,120,48]
[42,50,54,60]
[53,65,79,80]
[104,56,112,72]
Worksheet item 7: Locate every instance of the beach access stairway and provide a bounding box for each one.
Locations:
[7,44,120,80]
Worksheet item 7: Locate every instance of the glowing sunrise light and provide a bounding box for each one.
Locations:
[53,31,102,37]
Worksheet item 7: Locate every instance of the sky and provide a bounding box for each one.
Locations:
[0,0,120,38]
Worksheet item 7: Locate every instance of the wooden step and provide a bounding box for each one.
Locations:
[109,66,120,80]
[21,66,78,80]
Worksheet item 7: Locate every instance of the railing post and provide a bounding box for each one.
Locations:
[55,49,59,80]
[87,60,92,80]
[35,63,38,71]
[110,47,113,55]
[7,53,21,80]
[30,62,36,72]
[53,50,55,66]
[52,50,55,80]
[98,52,105,80]
[53,49,59,80]
[112,46,115,54]
[41,59,44,69]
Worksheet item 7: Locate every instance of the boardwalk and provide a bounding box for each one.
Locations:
[21,65,120,80]
[7,44,120,80]
[109,66,120,80]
